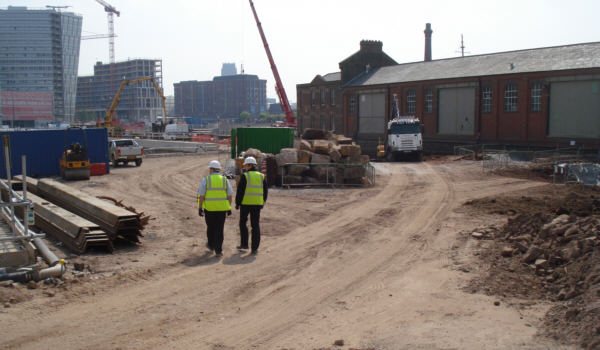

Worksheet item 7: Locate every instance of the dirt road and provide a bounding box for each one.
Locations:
[1,155,576,349]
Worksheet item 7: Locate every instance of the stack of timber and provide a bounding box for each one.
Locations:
[274,128,372,186]
[16,176,142,243]
[21,192,112,254]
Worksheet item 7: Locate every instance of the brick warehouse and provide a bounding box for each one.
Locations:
[297,26,600,156]
[297,40,396,134]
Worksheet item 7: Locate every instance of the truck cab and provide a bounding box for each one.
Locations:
[386,116,423,161]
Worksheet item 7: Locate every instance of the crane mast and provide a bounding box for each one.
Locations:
[94,0,120,64]
[248,0,296,127]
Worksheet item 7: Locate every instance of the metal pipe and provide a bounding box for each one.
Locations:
[33,262,65,281]
[22,155,30,238]
[32,237,59,266]
[3,136,15,236]
[0,270,30,283]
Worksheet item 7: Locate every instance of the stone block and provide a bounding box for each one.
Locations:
[311,153,331,164]
[297,150,311,163]
[339,144,361,157]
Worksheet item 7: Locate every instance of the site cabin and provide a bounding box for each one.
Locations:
[385,116,423,161]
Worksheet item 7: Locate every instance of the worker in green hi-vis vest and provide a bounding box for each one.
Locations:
[235,156,268,255]
[197,160,233,257]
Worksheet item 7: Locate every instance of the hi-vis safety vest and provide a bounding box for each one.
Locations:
[241,171,264,206]
[200,174,231,211]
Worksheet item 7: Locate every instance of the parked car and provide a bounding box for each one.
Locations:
[108,139,143,167]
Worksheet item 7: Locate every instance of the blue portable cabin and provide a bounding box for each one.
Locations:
[0,128,109,179]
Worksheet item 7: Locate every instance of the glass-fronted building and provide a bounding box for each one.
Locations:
[0,6,82,126]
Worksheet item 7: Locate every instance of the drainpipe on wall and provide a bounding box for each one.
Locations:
[477,77,482,147]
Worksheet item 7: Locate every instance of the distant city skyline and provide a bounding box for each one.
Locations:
[5,0,600,103]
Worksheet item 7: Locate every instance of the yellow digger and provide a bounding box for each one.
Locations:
[59,128,90,180]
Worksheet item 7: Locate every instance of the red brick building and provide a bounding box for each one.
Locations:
[343,42,600,155]
[296,40,396,134]
[296,72,343,132]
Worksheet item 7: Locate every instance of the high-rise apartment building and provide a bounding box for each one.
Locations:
[174,74,266,121]
[76,59,165,123]
[0,6,82,126]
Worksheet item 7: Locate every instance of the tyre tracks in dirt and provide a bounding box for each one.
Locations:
[1,158,569,350]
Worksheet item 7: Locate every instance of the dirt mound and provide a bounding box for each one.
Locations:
[465,185,600,349]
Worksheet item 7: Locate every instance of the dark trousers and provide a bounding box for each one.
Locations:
[204,210,226,254]
[239,206,261,250]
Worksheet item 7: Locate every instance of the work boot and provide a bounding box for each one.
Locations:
[251,249,258,255]
[215,252,223,257]
[206,242,213,251]
[236,245,248,251]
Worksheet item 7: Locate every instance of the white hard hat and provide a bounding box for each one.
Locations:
[243,156,257,165]
[208,160,221,169]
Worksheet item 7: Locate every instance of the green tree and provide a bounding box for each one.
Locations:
[239,111,251,122]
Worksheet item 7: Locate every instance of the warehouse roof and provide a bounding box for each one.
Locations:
[346,42,600,87]
[321,72,341,82]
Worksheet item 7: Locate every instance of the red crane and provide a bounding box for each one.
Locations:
[248,0,296,127]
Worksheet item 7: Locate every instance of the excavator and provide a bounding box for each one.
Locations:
[98,76,167,136]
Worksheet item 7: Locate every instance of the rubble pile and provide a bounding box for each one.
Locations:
[275,128,371,186]
[466,187,600,349]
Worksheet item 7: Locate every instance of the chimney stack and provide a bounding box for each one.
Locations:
[424,23,432,62]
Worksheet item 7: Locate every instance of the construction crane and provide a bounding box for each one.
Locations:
[98,77,167,136]
[248,0,296,128]
[45,5,71,12]
[94,0,120,64]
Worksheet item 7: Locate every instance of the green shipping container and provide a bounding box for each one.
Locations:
[231,127,295,158]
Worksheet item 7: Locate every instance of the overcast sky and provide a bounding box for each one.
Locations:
[4,0,600,102]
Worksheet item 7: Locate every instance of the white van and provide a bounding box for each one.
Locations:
[163,123,189,140]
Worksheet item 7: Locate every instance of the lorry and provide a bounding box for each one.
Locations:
[377,94,423,161]
[108,139,143,167]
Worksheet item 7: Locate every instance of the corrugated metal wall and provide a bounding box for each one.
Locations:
[438,87,475,135]
[0,128,109,178]
[231,127,294,158]
[549,80,600,138]
[358,93,386,134]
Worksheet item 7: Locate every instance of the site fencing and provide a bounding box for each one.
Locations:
[280,162,376,188]
[453,144,592,170]
[453,144,600,186]
[553,163,600,185]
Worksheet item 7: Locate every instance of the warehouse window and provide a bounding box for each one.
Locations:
[504,82,518,112]
[349,95,356,114]
[320,115,326,129]
[311,115,317,128]
[330,113,335,131]
[481,86,492,113]
[406,89,416,114]
[321,88,326,105]
[531,81,542,112]
[311,90,316,106]
[424,88,433,113]
[330,89,335,106]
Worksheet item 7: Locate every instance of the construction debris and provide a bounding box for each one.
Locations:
[16,176,143,244]
[272,130,373,186]
[21,192,112,254]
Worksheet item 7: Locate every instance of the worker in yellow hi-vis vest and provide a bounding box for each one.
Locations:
[197,160,233,257]
[235,156,268,255]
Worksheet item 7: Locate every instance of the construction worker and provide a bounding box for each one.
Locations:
[235,156,268,255]
[197,160,233,257]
